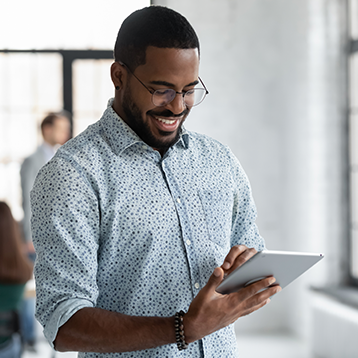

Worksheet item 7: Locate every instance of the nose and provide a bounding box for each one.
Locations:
[165,92,186,115]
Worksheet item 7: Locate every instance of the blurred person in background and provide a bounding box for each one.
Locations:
[21,112,71,254]
[0,202,33,358]
[19,112,71,351]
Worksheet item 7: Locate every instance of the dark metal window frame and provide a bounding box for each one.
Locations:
[349,39,358,287]
[0,49,114,115]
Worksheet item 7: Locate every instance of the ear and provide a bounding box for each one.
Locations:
[110,62,127,90]
[42,124,53,142]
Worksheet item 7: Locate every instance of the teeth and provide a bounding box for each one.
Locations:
[157,117,176,125]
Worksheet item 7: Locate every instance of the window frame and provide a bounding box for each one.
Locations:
[349,3,358,287]
[0,49,113,117]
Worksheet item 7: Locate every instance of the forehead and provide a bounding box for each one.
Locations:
[54,116,70,127]
[135,46,200,83]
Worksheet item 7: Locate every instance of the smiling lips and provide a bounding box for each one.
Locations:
[152,115,180,132]
[157,117,176,125]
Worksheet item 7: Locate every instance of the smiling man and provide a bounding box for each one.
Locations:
[31,6,281,358]
[112,36,202,154]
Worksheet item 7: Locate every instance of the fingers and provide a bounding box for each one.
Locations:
[238,276,280,301]
[239,297,272,318]
[185,272,282,341]
[222,245,247,270]
[222,245,257,276]
[230,278,281,318]
[254,276,278,293]
[204,267,225,292]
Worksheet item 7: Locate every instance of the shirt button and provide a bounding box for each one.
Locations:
[142,145,147,150]
[194,283,200,289]
[177,198,181,203]
[186,239,191,245]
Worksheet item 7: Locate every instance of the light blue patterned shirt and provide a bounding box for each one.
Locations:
[31,99,265,358]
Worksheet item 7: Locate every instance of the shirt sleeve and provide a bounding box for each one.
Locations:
[227,148,266,251]
[30,152,100,347]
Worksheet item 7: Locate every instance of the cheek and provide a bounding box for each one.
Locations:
[133,95,156,116]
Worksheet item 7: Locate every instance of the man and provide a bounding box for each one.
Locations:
[31,6,281,357]
[20,112,70,350]
[21,112,71,252]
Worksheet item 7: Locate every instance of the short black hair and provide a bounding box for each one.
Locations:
[114,6,200,71]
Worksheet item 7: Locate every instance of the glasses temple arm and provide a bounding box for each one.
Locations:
[198,77,209,94]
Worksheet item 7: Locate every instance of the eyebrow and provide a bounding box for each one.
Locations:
[149,80,199,88]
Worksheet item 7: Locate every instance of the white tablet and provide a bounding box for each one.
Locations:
[216,250,324,295]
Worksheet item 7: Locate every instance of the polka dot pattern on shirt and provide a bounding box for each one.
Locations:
[31,98,265,358]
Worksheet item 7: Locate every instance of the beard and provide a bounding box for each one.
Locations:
[122,85,190,151]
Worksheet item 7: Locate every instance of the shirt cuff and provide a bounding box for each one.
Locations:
[43,298,94,348]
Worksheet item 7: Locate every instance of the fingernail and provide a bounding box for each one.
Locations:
[266,298,271,304]
[222,262,230,270]
[269,278,276,285]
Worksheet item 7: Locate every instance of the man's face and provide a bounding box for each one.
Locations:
[44,116,71,146]
[116,46,200,152]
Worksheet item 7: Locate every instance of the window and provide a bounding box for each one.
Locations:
[0,0,150,220]
[0,52,64,219]
[73,59,114,136]
[349,0,358,284]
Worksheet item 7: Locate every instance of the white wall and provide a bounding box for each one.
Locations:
[153,0,349,338]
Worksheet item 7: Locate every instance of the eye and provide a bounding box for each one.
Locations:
[185,89,195,96]
[155,89,174,96]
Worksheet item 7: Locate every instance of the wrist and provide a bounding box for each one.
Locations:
[182,311,199,344]
[174,311,188,350]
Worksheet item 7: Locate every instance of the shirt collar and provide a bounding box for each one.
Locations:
[40,142,57,162]
[100,98,189,155]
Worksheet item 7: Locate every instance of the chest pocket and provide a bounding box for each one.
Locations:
[198,188,233,247]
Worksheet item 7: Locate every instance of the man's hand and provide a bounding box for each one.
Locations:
[221,244,257,277]
[184,246,281,343]
[54,245,279,353]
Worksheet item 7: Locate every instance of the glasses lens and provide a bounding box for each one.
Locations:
[152,89,176,107]
[152,88,207,107]
[184,88,207,107]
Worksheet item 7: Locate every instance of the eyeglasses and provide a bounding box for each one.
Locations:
[118,61,209,107]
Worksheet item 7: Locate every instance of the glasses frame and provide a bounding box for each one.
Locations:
[118,61,209,107]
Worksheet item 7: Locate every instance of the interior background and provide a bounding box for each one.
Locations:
[0,0,355,355]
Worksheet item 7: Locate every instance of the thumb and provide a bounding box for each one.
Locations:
[205,267,224,291]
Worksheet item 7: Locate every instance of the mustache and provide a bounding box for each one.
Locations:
[147,108,189,118]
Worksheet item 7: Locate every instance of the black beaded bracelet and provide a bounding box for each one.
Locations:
[174,310,188,350]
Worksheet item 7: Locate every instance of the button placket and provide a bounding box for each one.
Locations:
[161,157,202,298]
